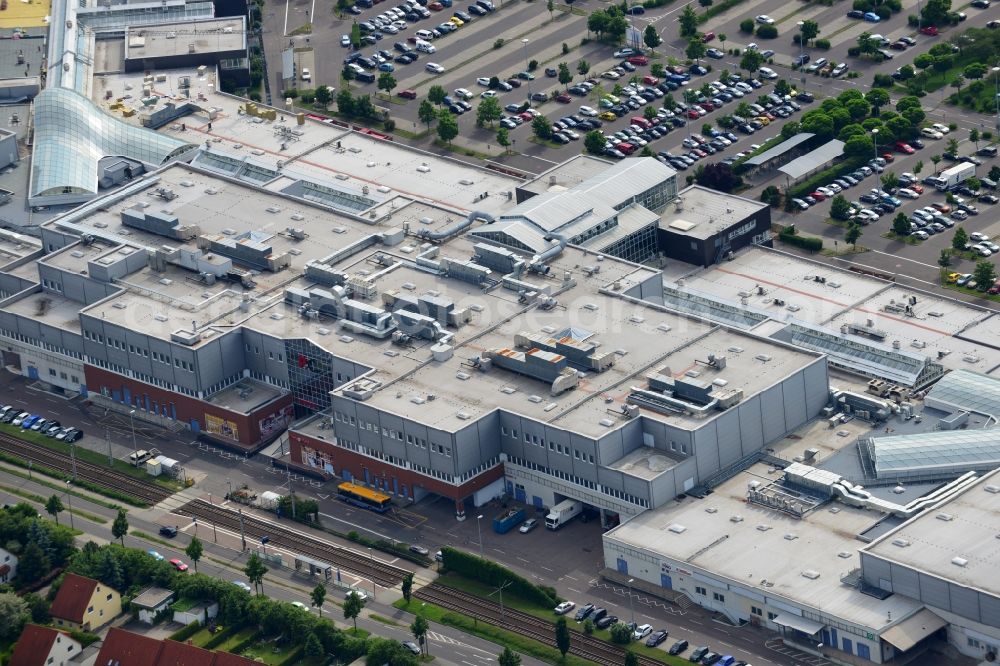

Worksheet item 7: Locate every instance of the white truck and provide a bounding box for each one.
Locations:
[935,162,975,191]
[545,499,583,530]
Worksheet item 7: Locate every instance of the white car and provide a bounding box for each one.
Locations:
[898,188,920,198]
[746,42,759,51]
[291,601,310,611]
[758,67,778,79]
[476,76,491,86]
[921,127,943,139]
[346,589,370,601]
[579,105,598,116]
[817,186,835,197]
[480,90,497,98]
[454,88,473,100]
[601,70,621,79]
[633,624,653,640]
[341,34,351,47]
[755,14,774,23]
[426,63,445,74]
[970,231,989,242]
[232,581,253,592]
[913,230,929,240]
[931,123,950,134]
[554,601,576,615]
[975,244,993,256]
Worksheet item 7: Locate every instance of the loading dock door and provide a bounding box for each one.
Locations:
[661,573,672,589]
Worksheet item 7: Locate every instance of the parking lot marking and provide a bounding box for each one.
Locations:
[568,587,582,594]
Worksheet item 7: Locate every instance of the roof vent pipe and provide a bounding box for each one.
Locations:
[417,210,495,241]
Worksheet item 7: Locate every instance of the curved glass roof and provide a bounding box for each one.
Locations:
[865,429,1000,477]
[926,369,1000,420]
[31,88,197,199]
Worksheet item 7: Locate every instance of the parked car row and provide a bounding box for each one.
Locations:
[0,405,83,441]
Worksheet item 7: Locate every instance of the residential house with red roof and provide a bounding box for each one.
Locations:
[49,573,122,631]
[8,624,82,666]
[96,628,260,666]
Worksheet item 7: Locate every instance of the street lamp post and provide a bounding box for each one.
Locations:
[872,128,880,200]
[65,480,74,530]
[627,578,635,625]
[476,514,485,559]
[797,21,806,90]
[521,39,532,104]
[129,409,138,466]
[992,67,1000,135]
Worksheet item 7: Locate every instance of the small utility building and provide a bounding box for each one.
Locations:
[657,186,772,266]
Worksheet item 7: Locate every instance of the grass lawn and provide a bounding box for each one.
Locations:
[215,627,257,652]
[186,627,217,648]
[0,482,107,523]
[942,281,1000,301]
[824,217,852,229]
[0,422,181,491]
[171,597,200,612]
[238,639,303,665]
[881,231,920,244]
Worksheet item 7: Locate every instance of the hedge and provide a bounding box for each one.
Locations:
[168,621,202,642]
[778,227,823,252]
[696,0,745,23]
[203,625,240,650]
[440,547,560,608]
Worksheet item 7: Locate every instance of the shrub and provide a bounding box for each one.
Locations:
[609,623,633,644]
[382,118,395,131]
[778,226,823,252]
[284,88,299,99]
[169,622,202,642]
[756,24,777,39]
[493,38,504,49]
[847,46,861,57]
[739,18,754,32]
[815,38,830,49]
[440,547,560,607]
[69,630,100,647]
[203,626,239,650]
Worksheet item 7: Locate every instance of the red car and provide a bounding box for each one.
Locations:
[702,31,715,42]
[642,75,660,86]
[428,1,443,8]
[882,152,895,162]
[518,112,533,122]
[170,558,189,572]
[920,25,938,35]
[627,56,649,66]
[555,93,571,103]
[809,191,827,201]
[398,89,417,99]
[911,184,924,194]
[686,108,701,119]
[699,101,715,111]
[895,141,914,154]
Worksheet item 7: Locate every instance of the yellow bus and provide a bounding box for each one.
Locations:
[337,481,392,513]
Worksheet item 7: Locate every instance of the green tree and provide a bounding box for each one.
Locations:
[411,614,430,655]
[939,249,952,267]
[437,109,459,144]
[845,223,863,250]
[866,89,890,115]
[428,85,446,106]
[882,171,899,192]
[931,154,942,172]
[846,98,870,122]
[305,633,324,659]
[915,160,924,174]
[497,126,512,153]
[625,653,640,666]
[244,552,268,596]
[686,38,707,65]
[968,177,981,191]
[0,592,29,642]
[740,49,764,77]
[644,25,662,52]
[555,617,571,658]
[990,165,1000,182]
[311,583,327,617]
[577,59,590,75]
[609,622,633,644]
[547,0,554,18]
[45,494,64,525]
[913,53,933,72]
[965,63,987,80]
[351,21,361,49]
[756,24,778,39]
[337,89,355,115]
[418,99,436,129]
[112,509,129,546]
[532,115,554,140]
[378,72,397,96]
[583,619,595,635]
[185,535,203,572]
[18,541,50,584]
[679,5,699,38]
[893,213,911,236]
[476,96,503,127]
[947,137,959,157]
[830,195,852,220]
[970,129,980,147]
[950,76,964,96]
[800,19,820,44]
[606,15,628,43]
[499,647,522,666]
[921,0,952,26]
[587,10,610,37]
[739,18,754,33]
[760,185,782,207]
[953,226,969,251]
[974,259,996,289]
[336,0,352,15]
[344,590,365,630]
[315,85,332,107]
[584,130,605,154]
[401,573,414,604]
[558,63,573,88]
[898,64,916,81]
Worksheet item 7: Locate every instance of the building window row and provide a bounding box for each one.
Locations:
[504,427,596,465]
[41,278,63,292]
[507,456,648,508]
[0,329,83,360]
[459,456,500,482]
[695,586,707,596]
[248,370,289,390]
[335,413,452,458]
[332,436,458,484]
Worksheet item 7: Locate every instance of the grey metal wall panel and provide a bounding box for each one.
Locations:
[890,564,920,599]
[950,585,980,621]
[781,370,808,430]
[649,467,679,507]
[693,426,720,480]
[980,594,1000,629]
[919,573,951,611]
[736,397,764,455]
[477,411,501,460]
[427,428,456,475]
[714,409,742,468]
[760,385,786,443]
[454,424,482,473]
[803,359,830,415]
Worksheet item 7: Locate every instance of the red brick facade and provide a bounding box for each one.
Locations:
[289,430,505,511]
[84,365,294,450]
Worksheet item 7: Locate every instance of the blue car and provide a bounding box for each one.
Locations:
[378,62,395,72]
[864,11,880,21]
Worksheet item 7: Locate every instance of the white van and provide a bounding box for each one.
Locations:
[415,29,434,40]
[301,67,311,82]
[415,39,436,53]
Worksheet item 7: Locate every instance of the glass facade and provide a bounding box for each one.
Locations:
[30,88,197,200]
[926,369,1000,419]
[599,224,658,264]
[864,429,1000,478]
[284,338,338,416]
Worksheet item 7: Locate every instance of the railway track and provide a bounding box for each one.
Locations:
[177,499,410,587]
[414,583,665,666]
[0,432,173,504]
